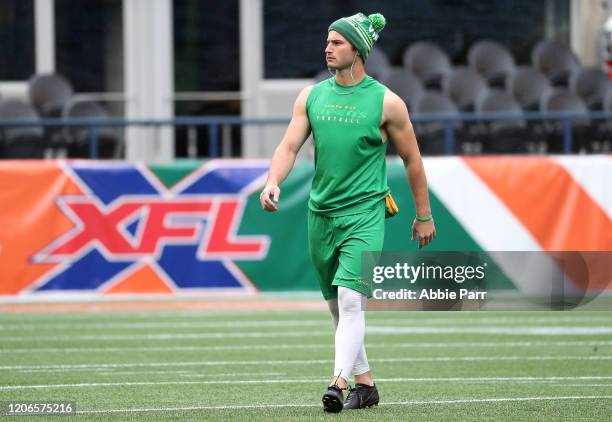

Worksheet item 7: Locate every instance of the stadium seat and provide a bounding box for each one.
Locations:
[0,99,45,158]
[507,67,552,152]
[507,66,552,111]
[412,91,460,155]
[28,73,75,155]
[604,88,612,112]
[531,40,581,86]
[62,100,119,158]
[467,40,516,88]
[365,47,391,81]
[540,89,590,153]
[590,89,612,153]
[402,41,452,90]
[381,67,424,110]
[476,90,526,153]
[442,67,488,112]
[28,73,74,117]
[569,67,612,110]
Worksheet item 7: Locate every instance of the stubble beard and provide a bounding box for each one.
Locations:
[327,60,351,75]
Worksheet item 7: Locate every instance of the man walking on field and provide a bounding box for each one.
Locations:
[259,12,436,413]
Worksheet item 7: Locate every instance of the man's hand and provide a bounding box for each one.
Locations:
[260,185,280,212]
[412,219,436,248]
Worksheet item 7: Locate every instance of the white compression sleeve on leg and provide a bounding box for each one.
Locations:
[329,296,369,375]
[333,286,366,381]
[352,344,370,376]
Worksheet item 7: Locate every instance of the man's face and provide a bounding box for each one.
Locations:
[326,30,358,70]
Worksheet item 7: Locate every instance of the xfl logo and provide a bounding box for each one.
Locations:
[29,161,270,292]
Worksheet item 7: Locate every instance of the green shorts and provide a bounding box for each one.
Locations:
[308,201,385,300]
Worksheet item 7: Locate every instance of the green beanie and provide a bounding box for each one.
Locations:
[328,12,386,61]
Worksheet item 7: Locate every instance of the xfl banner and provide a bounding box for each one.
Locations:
[0,160,272,295]
[0,157,610,296]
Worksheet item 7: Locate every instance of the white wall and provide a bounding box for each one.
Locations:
[123,0,174,162]
[571,0,610,67]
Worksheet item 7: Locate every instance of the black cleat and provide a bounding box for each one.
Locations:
[343,383,380,410]
[322,385,344,413]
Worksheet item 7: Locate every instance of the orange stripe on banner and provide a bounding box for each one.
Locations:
[463,157,612,290]
[0,161,82,294]
[463,156,612,251]
[104,264,174,294]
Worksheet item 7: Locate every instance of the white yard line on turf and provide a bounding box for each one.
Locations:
[94,371,287,377]
[178,372,287,378]
[0,310,294,319]
[1,340,610,354]
[3,377,612,391]
[0,320,331,331]
[72,395,612,414]
[555,384,612,387]
[3,309,603,320]
[2,316,611,331]
[1,311,608,320]
[2,356,612,372]
[366,326,612,335]
[2,325,612,342]
[0,331,333,342]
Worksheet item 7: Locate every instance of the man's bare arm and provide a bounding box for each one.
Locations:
[260,86,313,211]
[384,90,436,248]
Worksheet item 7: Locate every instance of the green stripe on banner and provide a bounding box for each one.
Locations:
[384,162,514,290]
[384,161,483,252]
[149,160,202,189]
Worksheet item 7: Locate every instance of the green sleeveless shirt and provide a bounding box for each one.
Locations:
[306,75,389,216]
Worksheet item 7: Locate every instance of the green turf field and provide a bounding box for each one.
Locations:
[0,310,611,421]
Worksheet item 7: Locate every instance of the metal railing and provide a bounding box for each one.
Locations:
[0,111,610,158]
[409,111,608,155]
